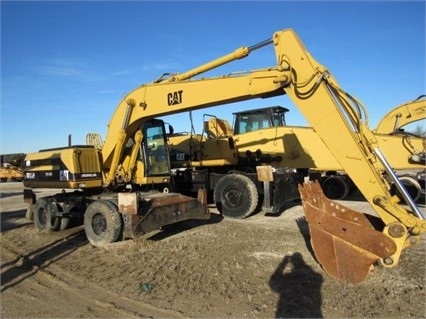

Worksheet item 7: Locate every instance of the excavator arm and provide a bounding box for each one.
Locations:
[271,30,425,282]
[101,28,425,282]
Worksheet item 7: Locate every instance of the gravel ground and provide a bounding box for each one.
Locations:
[1,182,425,318]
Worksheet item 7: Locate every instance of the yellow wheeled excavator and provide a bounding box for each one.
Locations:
[24,28,426,283]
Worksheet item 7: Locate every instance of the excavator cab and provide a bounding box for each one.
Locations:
[233,106,289,134]
[142,120,170,177]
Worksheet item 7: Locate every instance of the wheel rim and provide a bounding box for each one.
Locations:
[91,212,107,235]
[223,187,243,208]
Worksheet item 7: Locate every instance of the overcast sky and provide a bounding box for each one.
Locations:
[1,0,425,154]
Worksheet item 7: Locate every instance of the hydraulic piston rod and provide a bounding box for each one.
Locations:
[374,147,424,220]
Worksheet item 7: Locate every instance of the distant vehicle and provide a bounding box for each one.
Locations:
[0,153,25,182]
[0,163,24,182]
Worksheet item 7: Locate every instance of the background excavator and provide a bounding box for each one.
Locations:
[0,153,25,182]
[375,95,426,135]
[168,98,425,202]
[374,95,426,202]
[23,28,425,283]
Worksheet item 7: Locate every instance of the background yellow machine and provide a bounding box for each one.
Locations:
[375,95,426,134]
[168,101,425,201]
[0,153,25,182]
[23,28,425,283]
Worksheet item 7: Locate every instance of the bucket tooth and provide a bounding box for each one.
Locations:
[298,181,397,283]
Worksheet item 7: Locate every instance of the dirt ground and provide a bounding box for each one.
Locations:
[1,181,425,318]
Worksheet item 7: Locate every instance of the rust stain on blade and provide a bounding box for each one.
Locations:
[307,225,378,283]
[298,181,397,284]
[150,194,200,207]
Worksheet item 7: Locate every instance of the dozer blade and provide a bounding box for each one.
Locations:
[119,191,210,238]
[298,181,397,284]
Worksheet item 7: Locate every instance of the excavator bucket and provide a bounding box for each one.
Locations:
[298,181,397,284]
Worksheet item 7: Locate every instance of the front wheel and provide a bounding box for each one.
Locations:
[214,174,258,219]
[84,200,123,247]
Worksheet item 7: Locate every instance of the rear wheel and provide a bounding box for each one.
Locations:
[84,200,123,247]
[34,198,60,233]
[321,176,350,200]
[214,174,258,219]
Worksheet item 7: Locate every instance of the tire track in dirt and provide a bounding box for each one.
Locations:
[1,225,184,318]
[1,212,182,318]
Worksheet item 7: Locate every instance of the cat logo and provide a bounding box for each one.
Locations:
[167,90,183,106]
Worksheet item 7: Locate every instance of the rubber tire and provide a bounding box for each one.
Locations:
[392,176,422,203]
[321,176,350,200]
[34,198,60,233]
[84,200,123,247]
[214,174,258,219]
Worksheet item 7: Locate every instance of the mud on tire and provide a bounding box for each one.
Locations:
[214,174,258,219]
